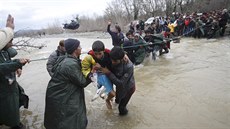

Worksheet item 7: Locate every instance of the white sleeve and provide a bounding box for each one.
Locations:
[0,27,14,50]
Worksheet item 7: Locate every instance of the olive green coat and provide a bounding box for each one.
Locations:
[133,38,147,65]
[0,50,23,127]
[44,55,90,129]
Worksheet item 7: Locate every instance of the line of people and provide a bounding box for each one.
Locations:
[129,9,230,39]
[107,21,170,66]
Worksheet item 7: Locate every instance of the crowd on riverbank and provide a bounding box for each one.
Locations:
[129,9,230,39]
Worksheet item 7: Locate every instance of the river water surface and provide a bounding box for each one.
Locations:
[1,33,229,129]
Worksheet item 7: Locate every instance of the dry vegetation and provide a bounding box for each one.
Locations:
[32,0,230,35]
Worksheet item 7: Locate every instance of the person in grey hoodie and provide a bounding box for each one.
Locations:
[46,40,66,76]
[101,46,136,116]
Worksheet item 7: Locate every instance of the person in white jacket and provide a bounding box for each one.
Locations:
[0,14,14,49]
[0,14,29,129]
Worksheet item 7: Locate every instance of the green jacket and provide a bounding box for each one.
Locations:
[44,55,90,129]
[0,50,23,127]
[133,38,147,65]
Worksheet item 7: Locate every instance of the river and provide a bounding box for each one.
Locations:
[1,33,229,129]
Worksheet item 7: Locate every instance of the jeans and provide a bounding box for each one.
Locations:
[97,73,113,94]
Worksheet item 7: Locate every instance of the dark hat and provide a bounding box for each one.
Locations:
[64,38,80,54]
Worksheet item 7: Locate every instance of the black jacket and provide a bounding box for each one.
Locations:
[107,25,124,46]
[106,60,135,99]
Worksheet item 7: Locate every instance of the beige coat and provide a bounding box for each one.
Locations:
[0,27,14,50]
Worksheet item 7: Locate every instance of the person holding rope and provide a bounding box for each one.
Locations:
[219,9,229,36]
[0,14,30,129]
[132,33,147,65]
[144,30,169,60]
[124,32,136,64]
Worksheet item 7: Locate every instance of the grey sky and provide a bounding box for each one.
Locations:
[0,0,111,30]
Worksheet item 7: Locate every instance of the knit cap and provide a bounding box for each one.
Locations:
[64,38,80,54]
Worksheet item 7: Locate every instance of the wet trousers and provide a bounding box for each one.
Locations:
[117,86,136,114]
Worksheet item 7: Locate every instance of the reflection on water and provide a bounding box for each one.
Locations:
[1,36,229,129]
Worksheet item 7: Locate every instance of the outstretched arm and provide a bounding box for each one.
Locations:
[0,59,29,75]
[107,21,112,34]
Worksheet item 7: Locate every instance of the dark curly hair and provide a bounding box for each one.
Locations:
[110,46,125,60]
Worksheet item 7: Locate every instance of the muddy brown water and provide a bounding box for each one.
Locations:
[1,33,229,129]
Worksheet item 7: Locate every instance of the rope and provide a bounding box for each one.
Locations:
[1,24,207,64]
[122,23,206,49]
[122,36,180,49]
[30,58,49,62]
[181,24,206,37]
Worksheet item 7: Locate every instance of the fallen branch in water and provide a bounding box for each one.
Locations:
[12,37,46,50]
[13,44,46,49]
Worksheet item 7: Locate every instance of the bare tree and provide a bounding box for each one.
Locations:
[122,0,133,21]
[165,0,174,16]
[178,0,183,13]
[46,19,63,35]
[77,15,107,32]
[141,0,155,17]
[133,0,140,20]
[142,0,166,17]
[104,0,129,26]
[45,0,230,33]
